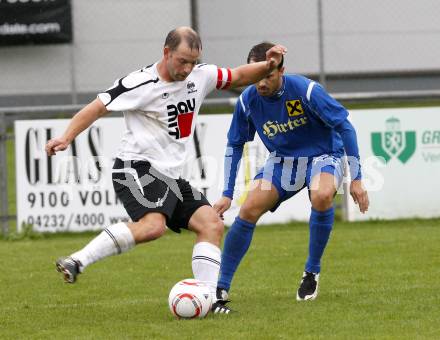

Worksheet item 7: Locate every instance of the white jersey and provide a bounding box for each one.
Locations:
[98,62,231,179]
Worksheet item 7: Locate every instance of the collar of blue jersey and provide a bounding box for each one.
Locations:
[261,76,285,101]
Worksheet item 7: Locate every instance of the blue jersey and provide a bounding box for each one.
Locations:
[223,74,361,198]
[227,74,347,157]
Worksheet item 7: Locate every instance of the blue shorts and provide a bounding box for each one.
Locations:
[254,154,344,212]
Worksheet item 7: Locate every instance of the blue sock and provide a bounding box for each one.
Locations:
[218,216,256,291]
[305,207,334,273]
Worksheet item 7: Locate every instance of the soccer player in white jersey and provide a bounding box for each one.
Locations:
[45,27,286,314]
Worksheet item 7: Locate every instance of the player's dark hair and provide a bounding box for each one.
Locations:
[164,27,202,51]
[247,42,284,69]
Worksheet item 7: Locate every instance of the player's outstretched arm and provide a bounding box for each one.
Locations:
[45,98,108,156]
[228,44,287,89]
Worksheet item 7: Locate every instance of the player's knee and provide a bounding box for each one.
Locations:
[197,216,224,243]
[239,203,263,224]
[204,213,224,236]
[210,218,225,239]
[151,222,167,239]
[311,189,334,211]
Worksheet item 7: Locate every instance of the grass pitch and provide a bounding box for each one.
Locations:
[1,218,440,339]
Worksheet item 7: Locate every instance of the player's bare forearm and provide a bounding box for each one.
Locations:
[45,98,108,156]
[229,44,287,88]
[229,62,274,88]
[62,98,108,143]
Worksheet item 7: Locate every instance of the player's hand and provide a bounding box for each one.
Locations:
[350,180,369,214]
[213,196,232,220]
[266,44,287,70]
[45,137,70,156]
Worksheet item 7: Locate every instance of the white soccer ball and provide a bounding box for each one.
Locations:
[168,279,212,319]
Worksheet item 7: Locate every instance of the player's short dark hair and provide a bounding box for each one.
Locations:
[164,27,202,52]
[247,42,284,69]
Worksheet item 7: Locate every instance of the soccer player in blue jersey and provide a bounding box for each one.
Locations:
[213,42,369,306]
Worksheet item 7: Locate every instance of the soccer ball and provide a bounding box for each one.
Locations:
[168,279,212,319]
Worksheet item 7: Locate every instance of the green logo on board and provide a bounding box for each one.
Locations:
[371,117,416,163]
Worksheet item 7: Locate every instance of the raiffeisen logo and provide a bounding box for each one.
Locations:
[371,117,416,164]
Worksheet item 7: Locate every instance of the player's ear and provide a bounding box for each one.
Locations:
[279,66,285,76]
[163,46,171,60]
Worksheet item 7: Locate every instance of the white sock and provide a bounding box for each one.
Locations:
[70,222,135,272]
[192,242,221,297]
